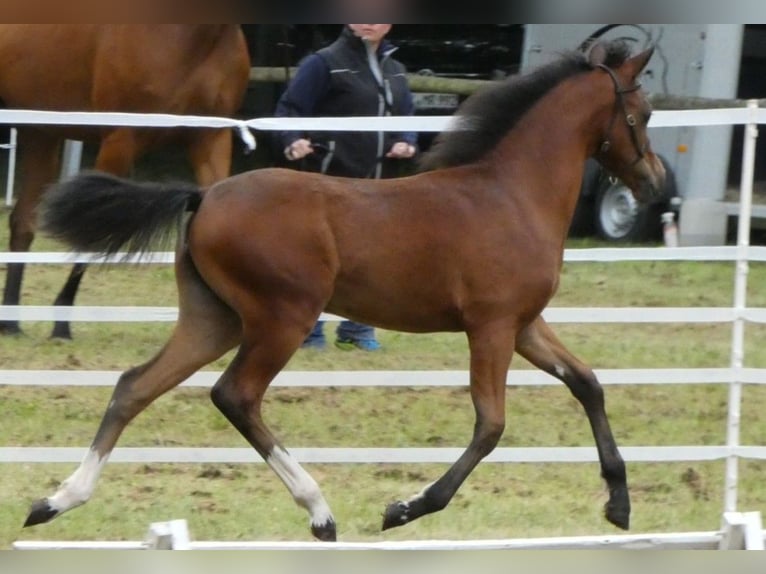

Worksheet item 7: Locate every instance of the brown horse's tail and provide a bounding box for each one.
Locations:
[40,171,202,258]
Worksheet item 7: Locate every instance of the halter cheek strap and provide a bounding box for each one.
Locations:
[596,64,646,165]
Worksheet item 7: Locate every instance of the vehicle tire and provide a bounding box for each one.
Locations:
[593,156,676,242]
[568,160,601,237]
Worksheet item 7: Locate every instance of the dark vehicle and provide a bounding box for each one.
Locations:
[241,24,522,118]
[390,24,523,80]
[242,24,522,79]
[570,157,678,242]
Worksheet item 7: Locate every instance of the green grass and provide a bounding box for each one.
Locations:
[1,206,766,547]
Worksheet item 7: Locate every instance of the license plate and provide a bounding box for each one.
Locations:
[412,92,459,111]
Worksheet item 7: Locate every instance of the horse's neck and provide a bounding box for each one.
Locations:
[512,79,605,168]
[493,78,608,228]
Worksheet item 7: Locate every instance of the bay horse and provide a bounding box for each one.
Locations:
[28,40,664,541]
[0,24,250,338]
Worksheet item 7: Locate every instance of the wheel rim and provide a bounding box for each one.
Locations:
[598,182,639,239]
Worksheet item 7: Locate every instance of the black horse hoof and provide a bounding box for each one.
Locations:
[0,321,23,336]
[24,499,58,527]
[50,322,73,340]
[381,500,410,531]
[311,519,337,542]
[604,488,630,530]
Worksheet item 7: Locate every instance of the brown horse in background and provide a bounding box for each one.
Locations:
[32,41,664,541]
[0,24,250,338]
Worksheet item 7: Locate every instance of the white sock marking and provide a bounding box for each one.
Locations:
[47,448,109,513]
[267,446,334,528]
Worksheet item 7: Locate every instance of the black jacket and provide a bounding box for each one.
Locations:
[275,26,416,178]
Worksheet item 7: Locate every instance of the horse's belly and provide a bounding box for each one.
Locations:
[326,262,556,334]
[326,283,465,333]
[327,302,464,334]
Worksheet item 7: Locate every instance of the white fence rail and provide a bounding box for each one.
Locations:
[2,246,766,324]
[13,512,765,550]
[2,105,765,549]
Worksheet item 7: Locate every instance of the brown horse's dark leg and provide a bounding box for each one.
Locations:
[24,250,241,527]
[209,310,337,541]
[382,322,514,531]
[1,130,62,335]
[515,316,630,530]
[48,129,140,339]
[49,263,88,339]
[187,129,233,187]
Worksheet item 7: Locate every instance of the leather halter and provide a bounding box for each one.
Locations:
[595,63,646,166]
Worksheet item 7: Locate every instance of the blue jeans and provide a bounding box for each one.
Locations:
[303,320,376,345]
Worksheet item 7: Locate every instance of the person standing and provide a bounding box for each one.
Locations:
[275,24,418,351]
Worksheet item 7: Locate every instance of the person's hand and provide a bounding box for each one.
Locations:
[284,138,314,161]
[386,141,417,159]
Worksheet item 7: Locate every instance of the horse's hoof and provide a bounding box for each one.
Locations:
[381,500,410,531]
[50,323,73,340]
[604,490,630,530]
[0,321,23,336]
[24,499,58,527]
[311,519,337,542]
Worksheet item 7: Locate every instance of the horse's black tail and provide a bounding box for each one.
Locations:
[39,171,203,257]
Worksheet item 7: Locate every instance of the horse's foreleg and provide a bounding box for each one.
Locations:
[24,251,241,527]
[382,322,514,531]
[209,313,336,542]
[515,316,630,530]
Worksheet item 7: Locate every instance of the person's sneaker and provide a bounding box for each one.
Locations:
[334,337,381,351]
[301,338,326,350]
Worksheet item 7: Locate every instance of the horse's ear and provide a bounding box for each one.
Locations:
[623,46,655,78]
[586,42,608,67]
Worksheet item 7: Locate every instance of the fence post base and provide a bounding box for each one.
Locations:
[145,519,191,550]
[719,511,764,549]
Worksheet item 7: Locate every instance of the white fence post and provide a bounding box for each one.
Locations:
[2,127,16,206]
[719,511,765,550]
[724,100,759,514]
[145,519,191,550]
[60,139,84,179]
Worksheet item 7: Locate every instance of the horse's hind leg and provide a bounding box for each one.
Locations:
[50,263,88,339]
[1,130,62,335]
[24,250,241,527]
[382,321,514,531]
[209,311,336,541]
[515,316,630,530]
[187,129,233,186]
[49,128,142,339]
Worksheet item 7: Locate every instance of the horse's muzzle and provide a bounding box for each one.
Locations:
[634,154,666,202]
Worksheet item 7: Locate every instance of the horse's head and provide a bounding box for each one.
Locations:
[588,42,665,203]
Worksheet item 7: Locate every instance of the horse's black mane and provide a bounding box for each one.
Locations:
[418,40,632,171]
